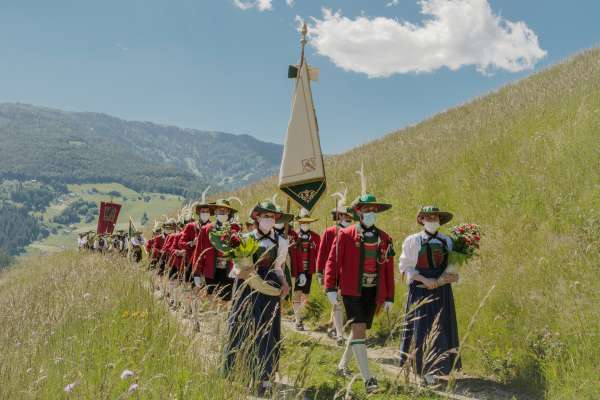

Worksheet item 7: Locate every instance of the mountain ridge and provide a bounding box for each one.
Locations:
[0,102,283,196]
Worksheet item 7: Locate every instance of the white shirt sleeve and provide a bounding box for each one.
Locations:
[274,236,289,269]
[398,234,420,284]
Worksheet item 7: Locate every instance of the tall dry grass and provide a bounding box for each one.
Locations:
[221,47,600,399]
[0,252,244,399]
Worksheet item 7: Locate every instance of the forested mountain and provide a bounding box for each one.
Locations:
[0,103,282,197]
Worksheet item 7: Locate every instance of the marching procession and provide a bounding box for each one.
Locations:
[83,180,475,396]
[79,24,480,397]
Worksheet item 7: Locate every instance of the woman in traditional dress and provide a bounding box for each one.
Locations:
[398,205,461,383]
[223,200,291,396]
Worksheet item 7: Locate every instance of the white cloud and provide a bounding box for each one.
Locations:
[308,0,547,77]
[386,0,400,7]
[233,0,273,11]
[286,0,295,7]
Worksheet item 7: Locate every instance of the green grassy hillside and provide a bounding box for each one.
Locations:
[222,48,600,398]
[23,183,182,257]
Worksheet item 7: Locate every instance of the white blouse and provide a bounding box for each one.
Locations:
[398,230,453,284]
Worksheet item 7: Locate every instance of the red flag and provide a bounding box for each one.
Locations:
[97,201,122,234]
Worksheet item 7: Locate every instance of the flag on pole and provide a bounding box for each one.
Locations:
[97,201,121,234]
[279,23,326,212]
[128,217,137,238]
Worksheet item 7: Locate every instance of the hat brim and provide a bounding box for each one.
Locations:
[251,205,292,224]
[192,202,212,214]
[208,203,238,215]
[296,217,319,223]
[417,211,453,225]
[353,202,392,213]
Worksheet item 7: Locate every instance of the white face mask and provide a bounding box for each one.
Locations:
[259,217,275,232]
[199,212,210,223]
[300,224,310,232]
[423,221,440,234]
[274,223,284,230]
[216,214,229,224]
[339,220,352,228]
[361,212,376,228]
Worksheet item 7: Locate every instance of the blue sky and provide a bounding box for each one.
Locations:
[0,1,598,153]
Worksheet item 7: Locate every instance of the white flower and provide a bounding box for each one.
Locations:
[83,293,91,300]
[64,382,76,392]
[120,369,134,379]
[128,383,139,394]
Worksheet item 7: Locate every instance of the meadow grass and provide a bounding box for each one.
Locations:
[219,47,600,399]
[0,251,243,399]
[0,250,447,399]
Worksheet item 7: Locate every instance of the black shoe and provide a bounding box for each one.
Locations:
[295,321,305,331]
[256,381,272,397]
[335,367,353,378]
[365,377,379,394]
[335,336,345,346]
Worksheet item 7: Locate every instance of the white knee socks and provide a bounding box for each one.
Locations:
[351,339,372,381]
[338,331,353,369]
[332,303,344,338]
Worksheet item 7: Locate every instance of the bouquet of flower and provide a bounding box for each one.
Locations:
[447,223,482,269]
[436,223,482,286]
[209,224,259,272]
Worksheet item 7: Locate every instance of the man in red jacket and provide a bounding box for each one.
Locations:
[316,203,355,345]
[193,199,240,301]
[156,219,176,276]
[290,208,320,331]
[169,220,188,280]
[179,199,212,287]
[324,193,395,394]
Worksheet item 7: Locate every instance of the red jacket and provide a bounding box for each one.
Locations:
[317,225,340,274]
[146,237,154,254]
[324,224,395,305]
[169,232,184,270]
[152,234,165,260]
[292,230,320,276]
[178,222,200,265]
[161,234,175,265]
[193,222,240,279]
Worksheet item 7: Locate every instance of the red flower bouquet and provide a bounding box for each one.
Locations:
[444,223,482,278]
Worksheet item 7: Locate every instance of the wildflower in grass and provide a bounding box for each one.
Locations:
[64,382,76,392]
[120,369,134,379]
[128,383,139,394]
[83,292,91,300]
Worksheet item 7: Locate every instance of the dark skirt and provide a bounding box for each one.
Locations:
[223,267,282,382]
[206,268,235,300]
[399,283,461,376]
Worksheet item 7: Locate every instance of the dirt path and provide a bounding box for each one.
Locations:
[149,275,530,400]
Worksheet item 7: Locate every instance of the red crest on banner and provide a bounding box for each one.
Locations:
[97,201,122,234]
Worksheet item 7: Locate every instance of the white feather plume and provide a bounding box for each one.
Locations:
[355,162,367,196]
[201,186,211,204]
[330,182,348,207]
[227,196,244,207]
